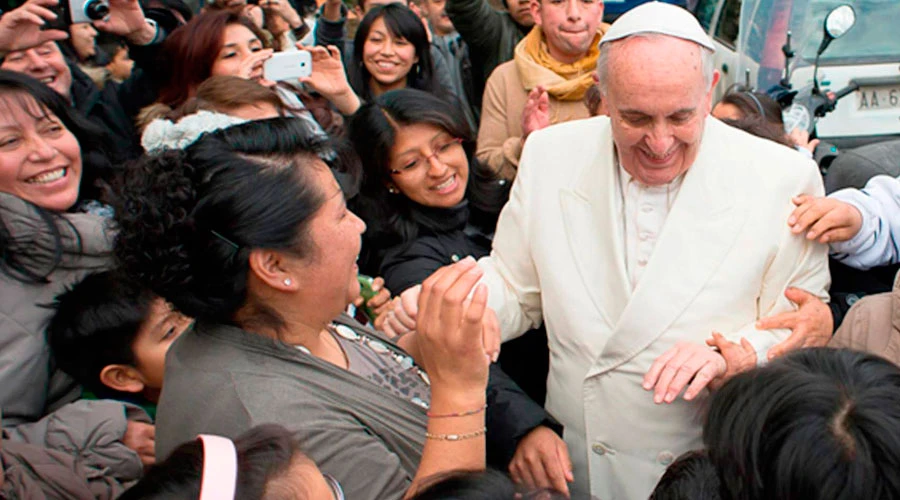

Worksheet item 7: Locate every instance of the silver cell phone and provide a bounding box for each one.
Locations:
[263,51,313,81]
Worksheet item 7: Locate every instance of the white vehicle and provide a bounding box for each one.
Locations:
[692,0,900,147]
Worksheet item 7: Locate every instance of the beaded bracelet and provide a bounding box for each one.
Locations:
[425,427,487,441]
[426,404,487,419]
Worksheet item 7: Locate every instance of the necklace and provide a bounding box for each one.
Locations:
[295,323,432,410]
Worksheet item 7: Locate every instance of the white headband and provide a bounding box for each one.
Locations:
[198,434,238,500]
[141,111,251,153]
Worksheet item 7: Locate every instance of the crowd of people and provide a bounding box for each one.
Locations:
[0,0,898,498]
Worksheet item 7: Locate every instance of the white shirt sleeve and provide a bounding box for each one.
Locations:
[829,175,900,270]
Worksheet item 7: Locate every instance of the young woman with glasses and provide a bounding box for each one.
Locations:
[349,89,565,494]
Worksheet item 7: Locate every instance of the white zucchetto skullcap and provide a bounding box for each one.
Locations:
[600,1,716,52]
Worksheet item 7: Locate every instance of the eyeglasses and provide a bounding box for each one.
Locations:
[389,137,464,175]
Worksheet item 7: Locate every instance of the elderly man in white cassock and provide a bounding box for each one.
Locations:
[387,3,831,498]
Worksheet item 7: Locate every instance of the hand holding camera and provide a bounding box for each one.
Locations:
[0,0,68,53]
[90,0,157,45]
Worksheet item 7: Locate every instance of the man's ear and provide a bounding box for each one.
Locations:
[706,69,721,111]
[529,0,542,27]
[100,365,146,394]
[247,248,300,292]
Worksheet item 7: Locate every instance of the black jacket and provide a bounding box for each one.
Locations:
[68,42,163,161]
[368,199,552,406]
[377,201,493,294]
[445,0,530,102]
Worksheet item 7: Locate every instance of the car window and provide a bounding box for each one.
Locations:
[693,0,719,30]
[795,0,900,64]
[714,0,741,48]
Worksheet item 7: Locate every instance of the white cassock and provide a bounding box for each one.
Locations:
[479,116,830,500]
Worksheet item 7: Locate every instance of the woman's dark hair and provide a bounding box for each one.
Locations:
[119,424,303,500]
[112,117,359,330]
[410,469,568,499]
[348,88,509,251]
[0,70,114,283]
[156,11,270,109]
[721,116,793,148]
[0,70,113,200]
[650,450,721,500]
[348,4,440,102]
[719,84,784,127]
[704,348,900,500]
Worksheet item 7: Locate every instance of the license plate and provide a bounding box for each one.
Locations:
[857,85,900,111]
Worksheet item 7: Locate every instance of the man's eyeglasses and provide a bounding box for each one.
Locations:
[389,137,464,175]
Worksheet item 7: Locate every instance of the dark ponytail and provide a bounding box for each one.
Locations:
[112,117,359,325]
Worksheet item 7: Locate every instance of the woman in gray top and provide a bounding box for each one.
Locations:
[113,117,558,499]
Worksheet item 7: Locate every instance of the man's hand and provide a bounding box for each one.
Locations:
[383,282,500,362]
[644,342,726,403]
[788,194,862,244]
[509,426,573,497]
[382,286,419,338]
[0,0,68,53]
[92,0,156,44]
[123,421,155,466]
[705,332,756,389]
[242,3,265,28]
[757,287,833,360]
[260,0,302,28]
[521,86,550,141]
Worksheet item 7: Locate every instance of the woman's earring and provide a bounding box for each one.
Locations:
[387,186,398,194]
[283,278,292,286]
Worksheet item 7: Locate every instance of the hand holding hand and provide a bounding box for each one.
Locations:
[705,332,756,389]
[521,86,550,140]
[0,0,68,53]
[757,287,833,360]
[509,426,573,497]
[644,342,726,403]
[788,194,862,244]
[382,286,419,338]
[415,257,490,393]
[123,421,156,466]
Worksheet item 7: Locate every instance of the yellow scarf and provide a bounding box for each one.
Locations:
[514,25,607,101]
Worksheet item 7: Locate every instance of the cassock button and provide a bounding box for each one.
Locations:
[591,443,606,456]
[657,451,675,466]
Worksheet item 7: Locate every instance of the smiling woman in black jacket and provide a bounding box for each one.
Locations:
[349,88,565,493]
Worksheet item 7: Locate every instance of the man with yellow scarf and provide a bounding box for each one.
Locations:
[477,0,608,180]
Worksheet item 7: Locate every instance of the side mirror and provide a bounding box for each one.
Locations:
[818,5,856,56]
[825,5,856,40]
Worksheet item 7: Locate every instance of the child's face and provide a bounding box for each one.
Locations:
[131,298,193,392]
[106,47,134,81]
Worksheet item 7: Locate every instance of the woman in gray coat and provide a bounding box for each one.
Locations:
[0,70,151,491]
[113,117,519,499]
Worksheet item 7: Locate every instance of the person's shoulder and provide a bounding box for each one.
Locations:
[486,59,518,84]
[707,118,819,185]
[529,116,611,145]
